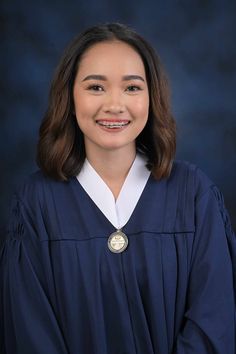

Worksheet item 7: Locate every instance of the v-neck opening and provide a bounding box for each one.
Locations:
[72,173,153,233]
[73,155,151,230]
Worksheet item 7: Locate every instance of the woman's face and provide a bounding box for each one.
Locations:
[73,40,149,157]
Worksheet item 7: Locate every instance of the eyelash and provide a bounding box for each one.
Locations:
[86,84,142,92]
[126,85,142,92]
[87,84,104,91]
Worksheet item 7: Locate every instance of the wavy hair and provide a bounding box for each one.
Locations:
[37,23,176,180]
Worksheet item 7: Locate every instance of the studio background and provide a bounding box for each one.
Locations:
[1,0,236,238]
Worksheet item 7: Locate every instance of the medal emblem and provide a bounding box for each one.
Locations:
[108,230,128,253]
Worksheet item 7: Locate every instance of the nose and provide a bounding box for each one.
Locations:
[103,91,125,114]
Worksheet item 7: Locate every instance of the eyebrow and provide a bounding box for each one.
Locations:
[82,74,145,82]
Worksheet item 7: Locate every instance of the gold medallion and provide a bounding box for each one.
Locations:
[108,230,128,253]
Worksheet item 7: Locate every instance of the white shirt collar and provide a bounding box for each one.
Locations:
[77,154,151,229]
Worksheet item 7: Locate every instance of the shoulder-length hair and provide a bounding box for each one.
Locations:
[37,23,176,180]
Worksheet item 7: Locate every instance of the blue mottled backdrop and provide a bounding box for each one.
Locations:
[1,0,236,235]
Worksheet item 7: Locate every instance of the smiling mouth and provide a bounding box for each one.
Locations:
[96,120,130,129]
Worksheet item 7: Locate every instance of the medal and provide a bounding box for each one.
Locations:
[108,230,128,253]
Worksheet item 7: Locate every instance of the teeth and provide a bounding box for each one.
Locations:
[97,121,130,128]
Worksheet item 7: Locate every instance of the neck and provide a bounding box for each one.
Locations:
[85,145,136,199]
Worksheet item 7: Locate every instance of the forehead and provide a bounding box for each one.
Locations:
[77,40,146,77]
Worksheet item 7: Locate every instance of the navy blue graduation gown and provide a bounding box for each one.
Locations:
[0,161,235,353]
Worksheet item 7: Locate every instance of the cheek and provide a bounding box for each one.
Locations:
[133,96,149,119]
[74,95,88,114]
[74,96,96,123]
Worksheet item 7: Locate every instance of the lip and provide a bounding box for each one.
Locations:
[96,119,130,123]
[95,119,131,131]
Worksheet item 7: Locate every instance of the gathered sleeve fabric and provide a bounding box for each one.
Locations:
[0,195,68,354]
[174,184,235,353]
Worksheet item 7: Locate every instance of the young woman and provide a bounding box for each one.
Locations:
[1,23,235,354]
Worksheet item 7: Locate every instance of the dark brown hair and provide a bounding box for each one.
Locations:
[37,23,176,180]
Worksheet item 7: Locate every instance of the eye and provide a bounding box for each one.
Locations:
[126,85,142,92]
[87,84,104,92]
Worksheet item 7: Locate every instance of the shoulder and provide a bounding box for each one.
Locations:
[7,171,76,239]
[14,170,73,211]
[15,170,54,199]
[169,160,233,228]
[159,160,219,231]
[170,160,215,199]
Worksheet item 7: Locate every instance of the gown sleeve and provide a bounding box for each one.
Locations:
[174,185,235,353]
[0,194,68,354]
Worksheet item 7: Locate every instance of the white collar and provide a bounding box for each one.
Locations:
[77,154,151,229]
